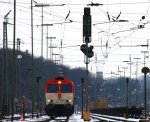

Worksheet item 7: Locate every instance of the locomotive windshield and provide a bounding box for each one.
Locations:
[61,84,72,93]
[48,84,58,92]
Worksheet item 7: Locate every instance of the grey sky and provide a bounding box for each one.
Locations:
[1,0,150,78]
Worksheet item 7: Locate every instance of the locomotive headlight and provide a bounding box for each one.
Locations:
[47,99,50,103]
[47,99,53,103]
[67,99,72,103]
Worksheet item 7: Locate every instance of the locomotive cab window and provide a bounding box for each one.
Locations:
[61,84,72,93]
[48,84,58,93]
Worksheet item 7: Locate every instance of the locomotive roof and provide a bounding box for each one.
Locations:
[46,76,74,85]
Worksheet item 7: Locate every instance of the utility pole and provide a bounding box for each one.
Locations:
[118,66,123,104]
[16,38,22,114]
[129,56,132,80]
[44,24,53,59]
[2,10,11,117]
[122,67,128,105]
[48,46,57,77]
[35,4,49,59]
[46,25,49,59]
[52,53,61,75]
[141,51,149,67]
[52,53,60,64]
[122,67,128,78]
[48,46,57,60]
[123,55,134,105]
[133,57,141,105]
[126,78,129,118]
[31,0,35,118]
[47,37,56,60]
[11,0,16,120]
[16,38,19,113]
[2,21,6,117]
[34,5,48,115]
[36,76,41,118]
[81,78,84,119]
[35,3,64,59]
[34,5,51,115]
[36,24,53,59]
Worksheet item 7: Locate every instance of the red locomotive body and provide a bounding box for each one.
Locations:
[45,76,74,118]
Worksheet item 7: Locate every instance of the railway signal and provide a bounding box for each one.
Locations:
[80,44,94,58]
[141,67,150,118]
[83,7,91,43]
[82,7,92,121]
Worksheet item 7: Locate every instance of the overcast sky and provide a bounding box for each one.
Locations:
[1,0,150,78]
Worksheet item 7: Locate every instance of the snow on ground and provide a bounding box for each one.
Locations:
[1,115,50,122]
[93,114,140,122]
[1,113,142,122]
[1,113,99,122]
[67,113,99,122]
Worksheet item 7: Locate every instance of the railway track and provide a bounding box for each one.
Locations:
[91,113,140,122]
[24,116,75,122]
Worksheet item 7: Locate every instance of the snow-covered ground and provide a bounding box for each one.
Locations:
[92,113,140,122]
[1,113,99,122]
[1,112,144,122]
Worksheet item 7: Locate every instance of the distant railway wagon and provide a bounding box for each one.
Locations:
[45,76,74,118]
[90,98,108,109]
[91,105,144,118]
